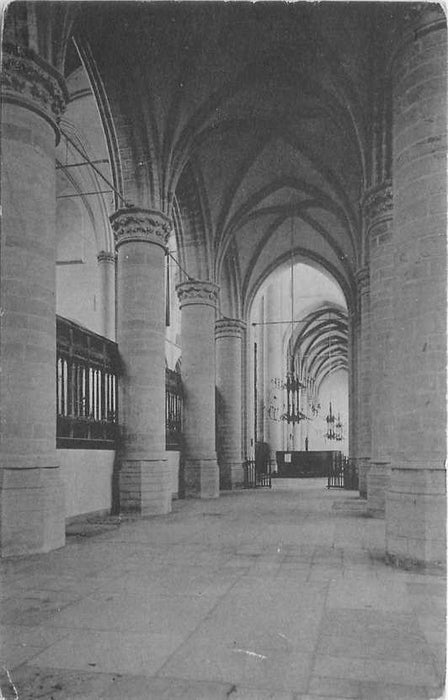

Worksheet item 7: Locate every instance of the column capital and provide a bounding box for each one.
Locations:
[176,280,219,310]
[356,267,370,295]
[97,250,117,264]
[215,318,246,340]
[362,180,393,228]
[362,181,394,247]
[110,207,172,251]
[2,44,68,139]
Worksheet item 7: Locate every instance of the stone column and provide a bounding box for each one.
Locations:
[215,318,246,489]
[347,309,358,463]
[110,207,172,516]
[386,7,447,567]
[97,250,116,340]
[177,280,220,498]
[363,182,394,517]
[355,268,371,499]
[255,297,266,444]
[0,46,68,555]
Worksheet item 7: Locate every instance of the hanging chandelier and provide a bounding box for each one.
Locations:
[280,218,308,425]
[261,219,323,426]
[326,401,335,439]
[335,413,343,441]
[326,403,343,441]
[280,355,307,424]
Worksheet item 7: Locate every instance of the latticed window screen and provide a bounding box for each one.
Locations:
[56,316,119,449]
[165,368,182,450]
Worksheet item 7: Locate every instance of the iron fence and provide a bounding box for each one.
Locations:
[243,459,272,488]
[327,454,358,490]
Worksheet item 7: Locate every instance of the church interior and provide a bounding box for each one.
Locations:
[0,2,446,697]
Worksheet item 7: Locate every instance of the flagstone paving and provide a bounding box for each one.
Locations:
[0,479,445,699]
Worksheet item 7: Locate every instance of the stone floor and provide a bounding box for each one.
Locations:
[0,479,445,700]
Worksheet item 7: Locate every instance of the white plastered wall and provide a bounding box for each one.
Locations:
[58,450,115,519]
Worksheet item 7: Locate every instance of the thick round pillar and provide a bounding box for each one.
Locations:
[110,208,172,516]
[0,46,68,556]
[347,310,358,462]
[97,251,116,340]
[215,319,246,489]
[177,281,220,498]
[355,268,371,499]
[386,8,446,568]
[363,183,393,517]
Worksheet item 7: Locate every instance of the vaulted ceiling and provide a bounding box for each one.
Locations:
[6,1,403,318]
[75,2,376,314]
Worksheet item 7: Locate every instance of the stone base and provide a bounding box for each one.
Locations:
[367,462,391,518]
[119,458,172,516]
[184,458,219,498]
[357,459,370,499]
[386,467,446,569]
[219,460,245,490]
[0,467,65,557]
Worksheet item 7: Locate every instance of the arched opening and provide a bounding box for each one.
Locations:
[247,261,348,480]
[56,47,116,339]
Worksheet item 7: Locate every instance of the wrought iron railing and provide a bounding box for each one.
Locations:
[243,459,272,488]
[166,368,183,450]
[327,454,358,490]
[56,316,119,449]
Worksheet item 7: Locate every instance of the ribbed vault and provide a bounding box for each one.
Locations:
[4,1,412,321]
[66,2,406,317]
[293,305,348,391]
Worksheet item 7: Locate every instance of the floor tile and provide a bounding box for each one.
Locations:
[307,675,361,698]
[359,681,443,699]
[1,665,115,700]
[101,674,295,699]
[42,589,216,634]
[158,637,313,693]
[28,629,185,675]
[0,590,83,626]
[313,654,439,686]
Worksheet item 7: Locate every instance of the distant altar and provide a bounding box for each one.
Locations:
[275,451,342,478]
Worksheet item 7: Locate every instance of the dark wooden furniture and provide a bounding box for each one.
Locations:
[275,450,342,478]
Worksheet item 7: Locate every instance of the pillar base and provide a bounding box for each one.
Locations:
[119,458,172,516]
[219,460,245,490]
[357,458,370,499]
[185,458,219,498]
[386,467,446,570]
[367,462,391,518]
[0,467,65,557]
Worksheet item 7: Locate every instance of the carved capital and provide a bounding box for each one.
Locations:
[110,207,172,250]
[2,44,68,136]
[362,181,394,248]
[176,280,219,310]
[362,181,393,229]
[215,318,246,340]
[97,250,117,265]
[356,267,370,295]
